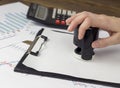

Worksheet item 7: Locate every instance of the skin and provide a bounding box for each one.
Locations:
[66,11,120,48]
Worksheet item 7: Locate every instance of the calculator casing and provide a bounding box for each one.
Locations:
[27,3,76,29]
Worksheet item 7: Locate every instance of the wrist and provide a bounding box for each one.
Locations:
[96,14,110,30]
[111,16,120,32]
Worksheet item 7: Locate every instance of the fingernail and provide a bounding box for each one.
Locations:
[66,19,69,23]
[92,42,99,48]
[66,22,70,26]
[67,26,71,31]
[78,36,82,40]
[78,33,83,40]
[66,21,70,26]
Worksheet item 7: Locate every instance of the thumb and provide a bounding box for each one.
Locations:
[92,33,120,48]
[92,38,109,48]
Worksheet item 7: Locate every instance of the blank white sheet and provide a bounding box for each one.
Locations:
[23,28,120,84]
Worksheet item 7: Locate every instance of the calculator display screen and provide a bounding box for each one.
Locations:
[35,5,48,20]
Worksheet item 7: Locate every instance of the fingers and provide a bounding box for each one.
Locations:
[66,13,83,25]
[92,38,110,48]
[67,14,87,32]
[66,11,92,39]
[66,14,77,25]
[92,33,120,48]
[66,11,120,48]
[78,17,91,39]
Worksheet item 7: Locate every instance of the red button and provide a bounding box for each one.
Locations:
[61,20,66,25]
[55,20,60,25]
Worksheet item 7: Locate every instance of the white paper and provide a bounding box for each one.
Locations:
[0,2,29,34]
[0,43,74,88]
[0,42,112,88]
[23,29,120,84]
[0,2,40,48]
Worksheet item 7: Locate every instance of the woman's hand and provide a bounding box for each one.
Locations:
[66,11,120,48]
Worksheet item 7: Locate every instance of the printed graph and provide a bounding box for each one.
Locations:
[0,42,29,68]
[0,12,30,40]
[0,60,18,67]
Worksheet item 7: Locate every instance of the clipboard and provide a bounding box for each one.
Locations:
[14,28,120,87]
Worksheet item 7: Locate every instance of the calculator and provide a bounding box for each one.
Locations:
[27,3,76,29]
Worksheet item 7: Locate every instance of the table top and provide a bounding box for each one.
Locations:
[0,0,120,17]
[23,0,120,17]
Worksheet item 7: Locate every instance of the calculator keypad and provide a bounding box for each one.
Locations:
[52,8,76,25]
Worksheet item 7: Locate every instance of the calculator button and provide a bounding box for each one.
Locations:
[61,15,66,20]
[55,19,60,25]
[57,9,62,14]
[61,20,66,25]
[52,8,57,19]
[67,10,76,16]
[56,14,61,18]
[67,10,72,16]
[62,10,66,15]
[72,11,76,15]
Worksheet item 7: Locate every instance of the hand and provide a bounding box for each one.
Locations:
[66,11,120,48]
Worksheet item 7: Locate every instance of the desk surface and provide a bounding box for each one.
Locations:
[1,0,120,17]
[0,0,18,5]
[23,0,120,17]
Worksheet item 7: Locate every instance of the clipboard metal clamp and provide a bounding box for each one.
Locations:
[27,28,48,56]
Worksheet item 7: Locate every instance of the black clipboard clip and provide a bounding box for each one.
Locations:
[27,28,48,56]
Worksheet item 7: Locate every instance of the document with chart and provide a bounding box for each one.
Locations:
[0,2,39,48]
[21,29,120,86]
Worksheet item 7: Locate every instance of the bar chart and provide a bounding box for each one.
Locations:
[0,12,29,40]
